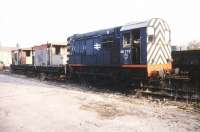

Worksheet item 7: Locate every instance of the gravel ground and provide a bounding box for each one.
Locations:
[0,73,200,132]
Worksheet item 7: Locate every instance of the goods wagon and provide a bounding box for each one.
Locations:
[12,48,33,65]
[11,43,68,76]
[170,50,200,101]
[0,47,16,68]
[68,18,172,83]
[172,50,200,79]
[32,43,68,66]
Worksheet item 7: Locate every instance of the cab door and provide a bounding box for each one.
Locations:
[131,29,140,64]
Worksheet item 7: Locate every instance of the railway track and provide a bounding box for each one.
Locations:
[7,65,200,104]
[139,77,200,103]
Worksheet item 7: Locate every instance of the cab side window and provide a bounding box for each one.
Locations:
[123,32,131,47]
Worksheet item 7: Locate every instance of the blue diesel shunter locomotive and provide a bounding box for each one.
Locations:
[68,18,171,83]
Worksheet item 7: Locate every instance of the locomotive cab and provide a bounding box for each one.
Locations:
[121,18,172,78]
[120,22,147,66]
[122,29,141,64]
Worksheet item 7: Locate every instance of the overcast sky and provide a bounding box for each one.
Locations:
[0,0,200,47]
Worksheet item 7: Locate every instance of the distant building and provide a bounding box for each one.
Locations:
[0,47,17,67]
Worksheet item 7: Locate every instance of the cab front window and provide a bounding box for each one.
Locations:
[147,27,154,43]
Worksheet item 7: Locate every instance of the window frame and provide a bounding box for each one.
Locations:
[26,51,31,57]
[55,46,61,55]
[147,27,155,43]
[123,32,131,48]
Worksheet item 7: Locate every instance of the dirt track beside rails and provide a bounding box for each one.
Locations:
[0,73,200,132]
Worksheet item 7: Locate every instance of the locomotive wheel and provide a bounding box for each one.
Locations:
[39,73,47,81]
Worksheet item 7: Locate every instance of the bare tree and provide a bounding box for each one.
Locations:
[187,40,200,50]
